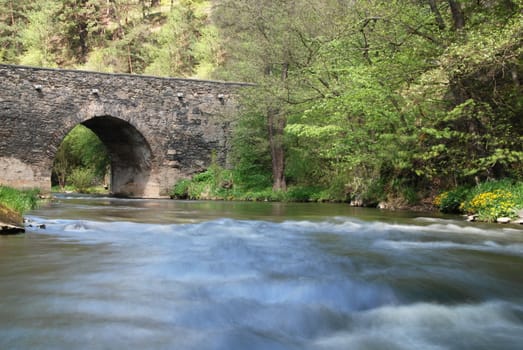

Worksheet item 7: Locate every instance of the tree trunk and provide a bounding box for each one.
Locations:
[268,108,287,191]
[127,44,133,73]
[511,69,520,87]
[140,0,146,19]
[77,0,89,63]
[447,0,465,30]
[8,0,15,26]
[427,0,445,30]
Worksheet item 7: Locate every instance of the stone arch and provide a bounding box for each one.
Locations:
[55,115,160,197]
[0,64,245,197]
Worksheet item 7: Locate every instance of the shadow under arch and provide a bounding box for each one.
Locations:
[81,116,156,197]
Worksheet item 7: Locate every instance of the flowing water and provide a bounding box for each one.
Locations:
[1,195,523,349]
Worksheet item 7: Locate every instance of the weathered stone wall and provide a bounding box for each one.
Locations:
[0,64,248,197]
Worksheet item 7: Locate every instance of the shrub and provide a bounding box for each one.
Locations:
[193,171,213,183]
[471,179,515,194]
[284,186,322,202]
[170,160,237,200]
[434,187,470,214]
[400,186,419,205]
[238,189,273,201]
[309,189,336,202]
[188,182,212,199]
[434,180,523,221]
[68,167,95,193]
[462,189,517,222]
[170,179,191,199]
[513,182,523,208]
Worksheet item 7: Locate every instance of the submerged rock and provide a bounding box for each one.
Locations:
[0,204,25,235]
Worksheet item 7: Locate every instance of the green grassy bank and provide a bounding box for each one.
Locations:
[433,180,523,223]
[0,186,40,216]
[170,168,523,223]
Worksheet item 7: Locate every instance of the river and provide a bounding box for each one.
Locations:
[1,195,522,349]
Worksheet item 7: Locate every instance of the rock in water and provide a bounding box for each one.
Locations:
[0,204,25,235]
[496,217,511,224]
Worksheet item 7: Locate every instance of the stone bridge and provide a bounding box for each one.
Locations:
[0,64,248,197]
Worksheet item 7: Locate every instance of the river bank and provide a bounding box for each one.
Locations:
[0,204,24,234]
[7,176,523,229]
[168,174,523,224]
[0,186,40,234]
[49,177,523,226]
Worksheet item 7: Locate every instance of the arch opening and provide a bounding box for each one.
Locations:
[51,116,157,197]
[81,116,155,197]
[51,124,110,193]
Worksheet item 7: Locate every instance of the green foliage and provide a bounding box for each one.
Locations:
[435,180,523,221]
[0,186,39,214]
[157,0,523,207]
[52,124,110,190]
[170,153,235,200]
[418,99,523,185]
[83,47,119,73]
[284,186,322,202]
[170,179,191,199]
[145,0,215,77]
[433,188,470,214]
[193,24,225,77]
[0,2,32,63]
[0,0,213,75]
[462,190,516,222]
[237,189,283,202]
[68,167,96,193]
[230,107,273,191]
[4,0,522,206]
[469,179,520,195]
[236,190,266,202]
[18,1,60,67]
[412,2,523,187]
[67,125,110,178]
[192,171,213,183]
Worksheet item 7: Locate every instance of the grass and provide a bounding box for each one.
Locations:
[52,184,109,195]
[0,186,40,214]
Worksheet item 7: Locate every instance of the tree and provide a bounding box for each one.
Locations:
[214,0,353,191]
[0,1,37,63]
[146,0,210,77]
[53,141,70,190]
[413,0,523,185]
[18,1,61,67]
[56,0,91,64]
